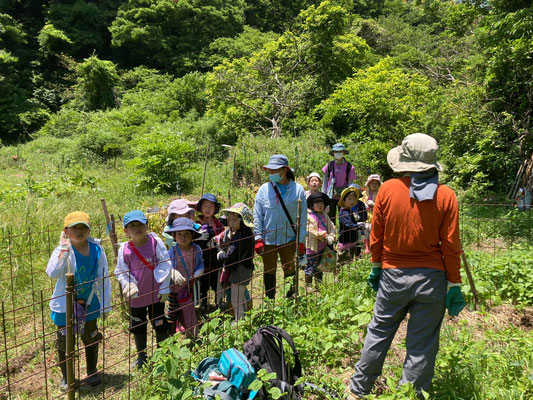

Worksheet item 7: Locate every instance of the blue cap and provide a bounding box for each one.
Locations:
[197,193,220,214]
[123,210,147,227]
[263,154,289,170]
[330,143,349,155]
[164,217,201,238]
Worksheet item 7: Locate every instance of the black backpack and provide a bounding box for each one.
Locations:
[243,326,303,399]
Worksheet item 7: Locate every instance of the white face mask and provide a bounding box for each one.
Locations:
[334,152,344,160]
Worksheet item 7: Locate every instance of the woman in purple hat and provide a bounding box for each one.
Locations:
[253,154,307,299]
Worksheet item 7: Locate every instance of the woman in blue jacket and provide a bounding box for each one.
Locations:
[253,154,307,299]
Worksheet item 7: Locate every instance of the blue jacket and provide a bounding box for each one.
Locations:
[253,181,307,245]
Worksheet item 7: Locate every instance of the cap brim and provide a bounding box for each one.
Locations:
[387,146,442,173]
[124,218,148,227]
[329,150,349,156]
[67,221,90,229]
[263,164,288,170]
[165,227,201,238]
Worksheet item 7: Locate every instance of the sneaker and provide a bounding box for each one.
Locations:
[345,392,362,400]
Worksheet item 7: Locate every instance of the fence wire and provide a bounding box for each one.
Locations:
[0,203,531,399]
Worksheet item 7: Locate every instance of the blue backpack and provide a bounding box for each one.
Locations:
[191,349,258,400]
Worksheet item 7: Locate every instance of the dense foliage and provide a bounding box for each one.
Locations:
[0,0,531,199]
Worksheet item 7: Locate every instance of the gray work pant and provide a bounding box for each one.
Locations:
[350,268,446,397]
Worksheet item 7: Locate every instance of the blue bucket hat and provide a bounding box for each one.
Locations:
[263,154,289,170]
[197,193,221,214]
[164,217,201,238]
[123,210,148,228]
[329,143,349,156]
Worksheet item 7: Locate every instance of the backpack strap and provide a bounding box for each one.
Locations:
[263,326,302,379]
[345,161,352,185]
[271,183,297,235]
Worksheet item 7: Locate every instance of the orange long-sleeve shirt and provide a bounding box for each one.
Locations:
[370,176,462,283]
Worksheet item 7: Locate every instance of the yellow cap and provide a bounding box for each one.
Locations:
[64,211,90,228]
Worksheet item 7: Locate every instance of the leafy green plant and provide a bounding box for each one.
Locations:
[127,124,194,193]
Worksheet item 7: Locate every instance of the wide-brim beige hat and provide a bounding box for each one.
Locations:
[387,133,443,173]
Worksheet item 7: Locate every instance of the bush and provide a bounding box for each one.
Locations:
[127,123,194,193]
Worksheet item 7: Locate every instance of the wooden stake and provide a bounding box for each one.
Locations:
[100,198,128,319]
[201,147,209,196]
[461,249,479,310]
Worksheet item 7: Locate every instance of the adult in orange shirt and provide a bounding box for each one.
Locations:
[347,133,466,400]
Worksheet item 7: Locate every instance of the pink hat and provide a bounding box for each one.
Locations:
[166,199,195,223]
[365,174,382,187]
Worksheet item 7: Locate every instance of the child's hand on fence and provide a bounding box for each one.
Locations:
[366,200,374,208]
[217,250,225,261]
[170,269,186,286]
[326,235,335,246]
[123,283,138,299]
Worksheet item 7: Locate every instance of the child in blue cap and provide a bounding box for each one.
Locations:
[165,218,204,338]
[115,210,171,369]
[195,193,225,313]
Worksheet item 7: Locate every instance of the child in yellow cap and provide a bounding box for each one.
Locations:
[46,212,112,391]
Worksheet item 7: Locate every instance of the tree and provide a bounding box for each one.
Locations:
[0,13,31,141]
[207,1,370,138]
[45,0,122,59]
[110,0,245,74]
[315,57,431,143]
[74,55,120,110]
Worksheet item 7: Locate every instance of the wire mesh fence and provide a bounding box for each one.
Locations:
[0,202,531,399]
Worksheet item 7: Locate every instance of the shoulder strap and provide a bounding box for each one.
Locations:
[345,161,352,183]
[263,326,302,379]
[129,241,155,271]
[328,160,335,179]
[271,183,297,235]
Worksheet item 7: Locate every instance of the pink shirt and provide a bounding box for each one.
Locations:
[123,236,160,308]
[322,161,357,191]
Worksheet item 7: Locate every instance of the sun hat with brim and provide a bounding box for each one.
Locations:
[164,217,201,238]
[166,199,195,223]
[365,174,382,187]
[306,191,330,210]
[387,133,443,173]
[222,202,254,228]
[329,143,349,156]
[263,154,289,170]
[306,172,322,183]
[123,210,147,228]
[338,185,362,208]
[197,193,221,214]
[64,211,90,228]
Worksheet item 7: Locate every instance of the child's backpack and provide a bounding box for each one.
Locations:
[243,326,303,399]
[191,349,258,400]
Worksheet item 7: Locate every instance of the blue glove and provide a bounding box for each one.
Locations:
[445,286,466,316]
[368,267,381,292]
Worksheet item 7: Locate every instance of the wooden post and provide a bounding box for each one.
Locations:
[100,199,127,319]
[460,250,479,310]
[293,199,302,298]
[201,147,209,196]
[65,273,75,400]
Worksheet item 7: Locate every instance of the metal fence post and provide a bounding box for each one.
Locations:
[294,199,302,299]
[65,273,75,400]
